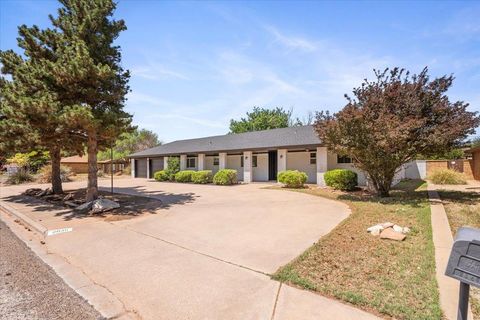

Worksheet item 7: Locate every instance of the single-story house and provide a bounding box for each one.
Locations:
[61,155,89,174]
[61,156,127,175]
[128,125,367,186]
[100,158,129,174]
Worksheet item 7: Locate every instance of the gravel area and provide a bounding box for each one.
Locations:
[0,219,102,320]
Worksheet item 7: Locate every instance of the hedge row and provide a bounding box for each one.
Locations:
[154,169,237,185]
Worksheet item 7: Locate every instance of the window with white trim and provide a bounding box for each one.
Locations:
[187,157,196,168]
[310,152,316,164]
[213,157,219,166]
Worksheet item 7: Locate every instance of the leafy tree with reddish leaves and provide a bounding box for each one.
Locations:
[315,67,480,197]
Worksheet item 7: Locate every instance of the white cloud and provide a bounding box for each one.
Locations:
[130,63,189,81]
[265,25,317,52]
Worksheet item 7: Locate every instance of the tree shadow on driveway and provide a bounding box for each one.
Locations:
[2,187,198,221]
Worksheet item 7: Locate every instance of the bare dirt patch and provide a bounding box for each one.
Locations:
[270,180,441,320]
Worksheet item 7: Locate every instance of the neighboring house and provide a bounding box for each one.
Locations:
[100,159,129,174]
[61,156,89,174]
[129,126,367,186]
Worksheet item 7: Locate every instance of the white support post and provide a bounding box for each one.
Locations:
[146,157,150,179]
[277,149,287,179]
[219,152,227,170]
[243,151,253,183]
[180,154,187,171]
[131,158,135,178]
[198,154,205,171]
[316,147,328,186]
[163,156,169,170]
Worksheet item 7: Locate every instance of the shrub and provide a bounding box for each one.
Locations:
[428,169,467,185]
[36,165,73,183]
[192,170,213,184]
[324,169,358,191]
[277,170,308,188]
[175,170,196,183]
[166,157,180,181]
[6,170,34,185]
[213,169,238,185]
[154,170,169,181]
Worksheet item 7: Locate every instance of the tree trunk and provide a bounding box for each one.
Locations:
[50,148,63,194]
[85,132,98,202]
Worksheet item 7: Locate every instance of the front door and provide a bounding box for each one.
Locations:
[268,150,278,181]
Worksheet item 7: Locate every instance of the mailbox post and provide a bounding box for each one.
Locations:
[445,227,480,320]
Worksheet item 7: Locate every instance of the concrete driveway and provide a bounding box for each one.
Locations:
[0,178,380,320]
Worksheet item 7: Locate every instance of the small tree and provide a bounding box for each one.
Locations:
[229,107,292,133]
[315,67,480,197]
[98,129,161,161]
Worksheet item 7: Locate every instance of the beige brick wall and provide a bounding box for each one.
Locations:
[426,160,474,180]
[473,151,480,180]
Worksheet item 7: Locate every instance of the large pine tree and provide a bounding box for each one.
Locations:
[0,25,84,194]
[49,0,132,201]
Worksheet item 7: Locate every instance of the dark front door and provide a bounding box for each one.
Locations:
[148,159,153,178]
[268,150,278,181]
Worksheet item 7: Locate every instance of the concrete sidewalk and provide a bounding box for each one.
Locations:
[428,185,474,320]
[0,179,381,320]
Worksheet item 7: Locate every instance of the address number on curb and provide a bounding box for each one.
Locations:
[46,228,73,236]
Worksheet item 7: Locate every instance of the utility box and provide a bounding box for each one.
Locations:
[445,227,480,288]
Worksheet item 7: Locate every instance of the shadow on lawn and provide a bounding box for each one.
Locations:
[3,186,198,221]
[336,179,428,208]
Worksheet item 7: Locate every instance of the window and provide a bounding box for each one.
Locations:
[240,155,257,167]
[187,157,196,168]
[310,152,316,164]
[337,155,352,164]
[213,157,219,166]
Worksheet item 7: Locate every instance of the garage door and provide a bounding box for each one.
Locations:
[135,158,148,178]
[150,157,164,178]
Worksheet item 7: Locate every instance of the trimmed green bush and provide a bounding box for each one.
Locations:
[213,169,238,185]
[174,170,195,183]
[428,169,467,185]
[192,170,213,184]
[154,170,169,182]
[324,169,358,191]
[277,170,308,188]
[166,157,180,181]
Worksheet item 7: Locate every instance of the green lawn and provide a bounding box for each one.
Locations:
[270,180,442,320]
[438,190,480,320]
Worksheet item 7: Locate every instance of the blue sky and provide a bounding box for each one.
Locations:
[1,1,479,142]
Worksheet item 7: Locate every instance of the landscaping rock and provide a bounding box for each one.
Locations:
[64,201,78,208]
[367,224,384,236]
[44,194,63,201]
[36,189,48,197]
[63,193,74,201]
[380,228,406,241]
[402,227,411,234]
[45,188,53,196]
[90,199,120,214]
[392,224,403,233]
[74,201,93,211]
[25,188,42,196]
[381,222,394,228]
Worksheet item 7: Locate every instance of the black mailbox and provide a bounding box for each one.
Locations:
[446,227,480,288]
[445,227,480,320]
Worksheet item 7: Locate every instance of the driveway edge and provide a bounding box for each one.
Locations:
[428,184,473,320]
[0,207,138,320]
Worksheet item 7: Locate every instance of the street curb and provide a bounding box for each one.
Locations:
[0,200,47,237]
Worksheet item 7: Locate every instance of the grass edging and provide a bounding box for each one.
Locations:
[268,180,442,320]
